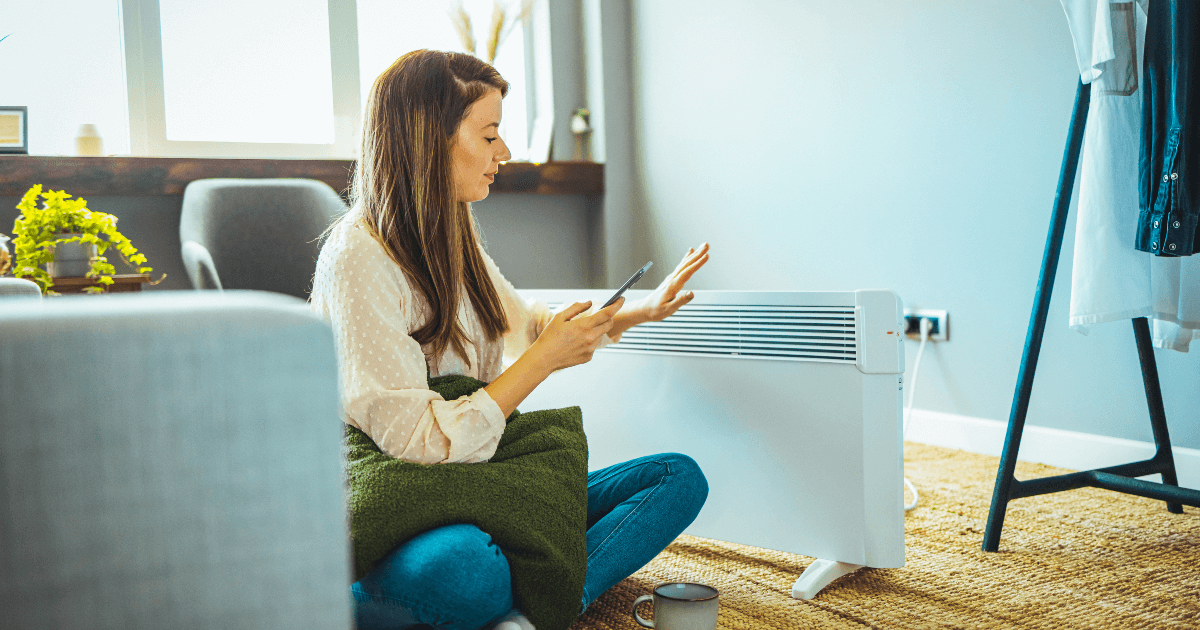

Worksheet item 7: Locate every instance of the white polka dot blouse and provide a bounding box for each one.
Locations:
[311,215,569,464]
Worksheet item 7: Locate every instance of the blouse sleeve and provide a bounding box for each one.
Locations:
[312,223,507,464]
[479,247,612,364]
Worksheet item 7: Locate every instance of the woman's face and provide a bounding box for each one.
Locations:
[451,88,511,203]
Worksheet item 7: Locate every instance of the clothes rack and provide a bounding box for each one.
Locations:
[983,79,1200,552]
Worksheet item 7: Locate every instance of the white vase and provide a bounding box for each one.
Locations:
[75,124,104,157]
[46,234,98,277]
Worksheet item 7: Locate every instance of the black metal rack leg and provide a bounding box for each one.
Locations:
[1133,316,1185,514]
[982,80,1091,552]
[983,80,1198,553]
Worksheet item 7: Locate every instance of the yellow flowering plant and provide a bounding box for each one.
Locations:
[11,184,153,294]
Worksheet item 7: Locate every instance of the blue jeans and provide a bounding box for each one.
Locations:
[351,453,708,630]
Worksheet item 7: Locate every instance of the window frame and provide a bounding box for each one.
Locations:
[119,0,363,158]
[524,0,554,163]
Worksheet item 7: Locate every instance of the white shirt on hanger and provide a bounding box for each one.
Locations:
[1064,0,1200,351]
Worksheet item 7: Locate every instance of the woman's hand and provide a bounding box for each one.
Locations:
[639,243,710,322]
[484,299,623,417]
[528,298,623,372]
[607,243,710,341]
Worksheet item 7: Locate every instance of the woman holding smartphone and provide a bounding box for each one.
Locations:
[310,50,711,630]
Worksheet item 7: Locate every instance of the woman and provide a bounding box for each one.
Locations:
[311,49,710,630]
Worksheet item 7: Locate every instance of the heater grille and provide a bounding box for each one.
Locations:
[551,303,858,363]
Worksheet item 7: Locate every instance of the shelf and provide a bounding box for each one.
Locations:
[49,273,152,294]
[0,156,603,197]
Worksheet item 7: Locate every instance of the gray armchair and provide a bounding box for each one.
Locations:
[180,178,348,299]
[0,291,351,630]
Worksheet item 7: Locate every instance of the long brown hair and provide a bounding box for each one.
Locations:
[353,49,510,365]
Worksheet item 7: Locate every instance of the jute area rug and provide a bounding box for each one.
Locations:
[571,442,1200,629]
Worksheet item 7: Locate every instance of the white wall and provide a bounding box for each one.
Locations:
[622,0,1200,449]
[474,193,593,289]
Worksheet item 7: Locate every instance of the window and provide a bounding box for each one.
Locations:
[121,0,360,157]
[3,1,547,159]
[157,0,336,144]
[118,0,546,159]
[356,0,532,161]
[0,0,129,156]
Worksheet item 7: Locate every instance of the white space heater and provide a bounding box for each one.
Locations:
[518,289,906,599]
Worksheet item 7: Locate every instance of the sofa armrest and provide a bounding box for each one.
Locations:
[182,239,223,291]
[0,291,350,629]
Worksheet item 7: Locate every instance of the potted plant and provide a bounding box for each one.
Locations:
[11,184,154,294]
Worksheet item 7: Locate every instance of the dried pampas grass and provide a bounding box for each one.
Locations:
[485,1,506,63]
[449,0,475,56]
[450,0,533,63]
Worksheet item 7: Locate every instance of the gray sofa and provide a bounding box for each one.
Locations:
[0,291,351,630]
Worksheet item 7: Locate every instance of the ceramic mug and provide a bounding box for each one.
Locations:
[632,582,719,630]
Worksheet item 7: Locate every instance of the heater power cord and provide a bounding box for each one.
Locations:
[902,316,932,511]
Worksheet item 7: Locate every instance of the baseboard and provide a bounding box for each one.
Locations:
[905,408,1200,490]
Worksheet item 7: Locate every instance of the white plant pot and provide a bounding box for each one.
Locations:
[46,234,98,278]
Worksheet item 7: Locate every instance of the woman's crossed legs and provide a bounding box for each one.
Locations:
[351,453,708,630]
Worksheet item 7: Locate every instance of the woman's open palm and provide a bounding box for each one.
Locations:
[641,243,710,322]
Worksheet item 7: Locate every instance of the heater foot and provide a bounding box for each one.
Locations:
[790,559,863,600]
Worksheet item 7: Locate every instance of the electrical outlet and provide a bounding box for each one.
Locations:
[903,309,949,341]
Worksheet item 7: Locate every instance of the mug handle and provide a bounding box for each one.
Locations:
[632,594,655,628]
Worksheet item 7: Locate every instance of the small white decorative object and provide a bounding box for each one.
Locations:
[75,124,104,156]
[570,111,589,135]
[570,108,591,161]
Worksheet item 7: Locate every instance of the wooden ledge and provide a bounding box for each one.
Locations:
[0,156,603,197]
[49,273,152,294]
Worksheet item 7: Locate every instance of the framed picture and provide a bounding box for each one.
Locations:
[0,106,28,154]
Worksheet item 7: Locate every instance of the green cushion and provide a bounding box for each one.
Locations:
[344,375,588,630]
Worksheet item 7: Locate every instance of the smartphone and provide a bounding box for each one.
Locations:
[602,261,653,308]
